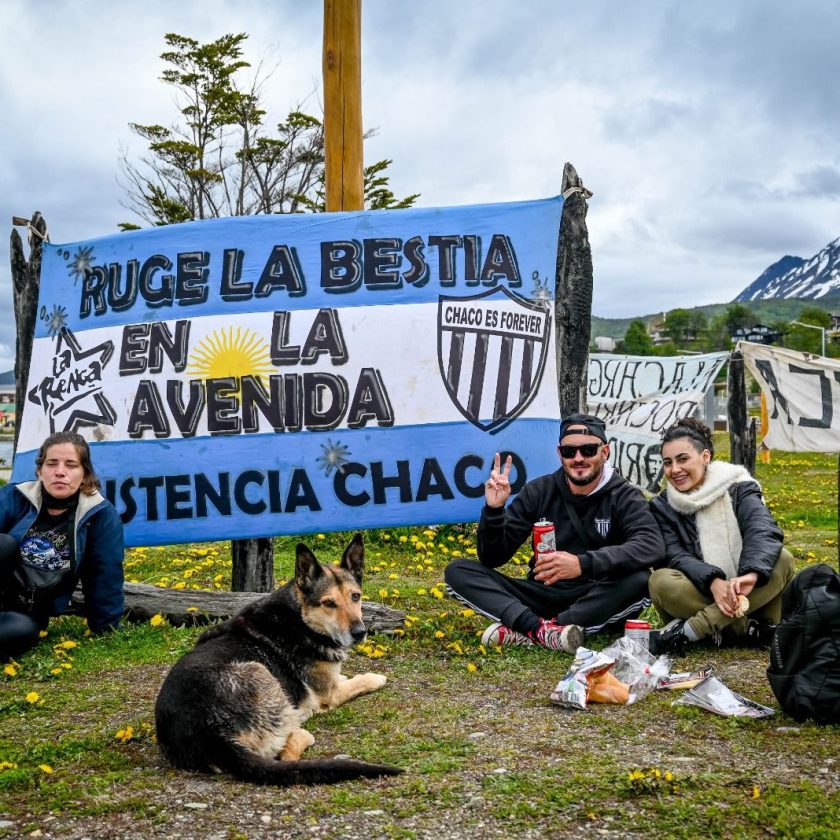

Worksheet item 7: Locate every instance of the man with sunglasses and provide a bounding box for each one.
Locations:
[444,414,665,652]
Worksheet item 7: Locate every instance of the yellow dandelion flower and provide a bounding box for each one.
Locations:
[3,664,18,678]
[466,663,478,672]
[378,588,389,600]
[150,614,166,627]
[460,609,475,617]
[186,607,199,613]
[434,630,446,639]
[116,726,135,743]
[57,640,79,650]
[38,764,54,774]
[752,785,761,799]
[0,761,18,770]
[399,535,408,543]
[38,630,49,638]
[430,587,445,600]
[50,668,62,676]
[417,588,427,596]
[25,692,40,704]
[388,573,398,580]
[173,582,186,590]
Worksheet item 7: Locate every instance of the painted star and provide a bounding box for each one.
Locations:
[531,270,553,308]
[67,245,96,284]
[316,438,351,476]
[44,304,68,337]
[28,328,117,434]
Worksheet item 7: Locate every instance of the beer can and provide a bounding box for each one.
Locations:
[533,519,556,556]
[624,620,651,652]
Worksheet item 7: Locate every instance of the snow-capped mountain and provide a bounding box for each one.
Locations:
[734,238,840,301]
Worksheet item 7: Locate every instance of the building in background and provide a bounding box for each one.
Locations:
[0,370,15,429]
[731,324,780,345]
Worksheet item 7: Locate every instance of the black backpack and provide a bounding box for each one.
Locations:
[767,564,840,725]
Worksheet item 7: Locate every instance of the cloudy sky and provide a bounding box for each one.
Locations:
[2,0,840,374]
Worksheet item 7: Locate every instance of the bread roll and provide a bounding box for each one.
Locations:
[587,670,630,704]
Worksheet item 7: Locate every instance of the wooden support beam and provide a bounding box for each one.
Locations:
[555,163,594,415]
[323,0,364,212]
[10,212,48,452]
[727,350,755,475]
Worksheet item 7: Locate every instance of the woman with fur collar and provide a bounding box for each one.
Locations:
[648,417,795,656]
[0,432,124,661]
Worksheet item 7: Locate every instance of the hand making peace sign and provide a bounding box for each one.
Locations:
[485,452,513,508]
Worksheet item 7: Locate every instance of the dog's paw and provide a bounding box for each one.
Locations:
[363,672,388,691]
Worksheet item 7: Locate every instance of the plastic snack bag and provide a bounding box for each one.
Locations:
[550,647,623,709]
[601,636,671,705]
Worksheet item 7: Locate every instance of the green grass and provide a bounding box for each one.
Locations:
[1,446,838,838]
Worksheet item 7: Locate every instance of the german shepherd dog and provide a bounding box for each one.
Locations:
[155,534,402,785]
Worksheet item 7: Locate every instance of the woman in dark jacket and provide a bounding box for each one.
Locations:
[0,431,124,660]
[648,417,795,655]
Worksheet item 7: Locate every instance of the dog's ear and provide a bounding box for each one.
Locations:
[340,533,365,584]
[295,543,324,591]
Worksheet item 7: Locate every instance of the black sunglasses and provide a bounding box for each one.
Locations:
[559,443,602,459]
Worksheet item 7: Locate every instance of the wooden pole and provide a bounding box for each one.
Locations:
[232,1,365,596]
[323,0,364,212]
[10,212,48,453]
[555,163,594,416]
[727,349,755,475]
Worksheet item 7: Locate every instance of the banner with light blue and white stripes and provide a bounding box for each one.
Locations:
[14,197,564,546]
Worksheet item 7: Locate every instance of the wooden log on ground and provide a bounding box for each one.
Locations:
[555,163,594,416]
[69,582,405,633]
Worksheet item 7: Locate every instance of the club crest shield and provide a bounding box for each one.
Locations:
[437,287,551,433]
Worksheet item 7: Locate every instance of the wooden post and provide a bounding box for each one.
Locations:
[555,163,594,416]
[727,349,755,475]
[759,391,770,464]
[231,539,275,592]
[323,0,364,212]
[9,212,48,453]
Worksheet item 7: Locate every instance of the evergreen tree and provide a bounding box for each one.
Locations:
[119,32,417,228]
[621,319,655,355]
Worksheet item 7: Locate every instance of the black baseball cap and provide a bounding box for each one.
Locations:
[559,413,607,443]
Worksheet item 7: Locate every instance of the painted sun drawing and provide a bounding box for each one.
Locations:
[186,326,275,388]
